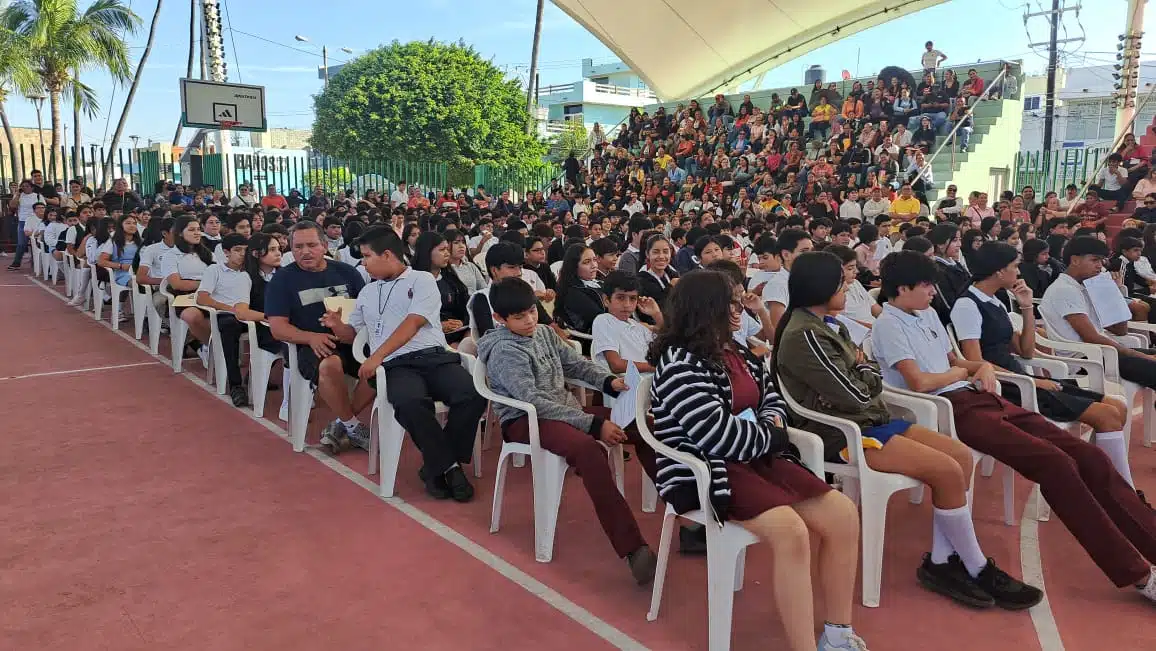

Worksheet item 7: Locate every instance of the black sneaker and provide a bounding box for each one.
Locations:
[916,553,995,609]
[444,466,474,503]
[679,524,707,555]
[626,545,657,585]
[229,384,250,407]
[421,466,451,500]
[967,556,1044,611]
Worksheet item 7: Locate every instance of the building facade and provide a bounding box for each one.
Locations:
[536,58,655,140]
[1020,62,1156,152]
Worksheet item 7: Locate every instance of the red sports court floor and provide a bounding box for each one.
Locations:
[1,269,1153,651]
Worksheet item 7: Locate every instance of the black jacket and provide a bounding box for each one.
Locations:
[556,282,605,334]
[1020,257,1064,298]
[931,258,971,324]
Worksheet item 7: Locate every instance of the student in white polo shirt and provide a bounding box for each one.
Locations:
[761,229,813,338]
[1040,236,1156,391]
[326,226,487,502]
[136,216,175,331]
[186,233,253,407]
[591,271,662,372]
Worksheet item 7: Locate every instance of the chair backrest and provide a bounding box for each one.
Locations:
[868,287,881,300]
[635,374,714,514]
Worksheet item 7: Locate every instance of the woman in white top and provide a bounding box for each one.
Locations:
[96,214,142,288]
[228,185,258,209]
[42,206,69,262]
[61,179,92,210]
[829,244,881,326]
[446,229,487,293]
[162,215,214,297]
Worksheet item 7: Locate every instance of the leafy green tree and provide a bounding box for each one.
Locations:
[548,120,587,161]
[311,40,545,168]
[303,167,354,196]
[4,0,140,166]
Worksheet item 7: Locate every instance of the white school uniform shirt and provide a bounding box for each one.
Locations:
[761,268,790,307]
[843,279,877,324]
[348,268,447,362]
[520,268,546,293]
[197,263,252,307]
[280,250,295,267]
[591,313,652,367]
[1039,272,1132,350]
[213,243,227,265]
[84,236,101,264]
[873,237,894,263]
[161,250,210,283]
[871,303,971,395]
[43,221,68,250]
[138,242,173,281]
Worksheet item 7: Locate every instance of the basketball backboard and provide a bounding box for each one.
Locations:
[180,78,267,132]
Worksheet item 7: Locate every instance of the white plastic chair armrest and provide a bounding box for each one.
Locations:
[882,385,957,438]
[635,375,714,519]
[1126,320,1156,336]
[565,329,593,341]
[993,371,1039,412]
[879,389,939,430]
[472,358,541,449]
[1015,354,1069,379]
[352,329,369,363]
[786,426,825,477]
[1030,351,1107,392]
[776,376,868,469]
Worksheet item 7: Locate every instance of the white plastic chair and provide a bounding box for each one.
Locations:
[284,342,315,453]
[352,329,483,497]
[777,374,927,607]
[637,374,826,650]
[1037,313,1155,448]
[472,353,624,563]
[131,277,164,354]
[71,259,92,309]
[160,281,195,374]
[203,307,229,395]
[90,260,130,325]
[30,233,42,278]
[244,320,282,418]
[62,251,76,296]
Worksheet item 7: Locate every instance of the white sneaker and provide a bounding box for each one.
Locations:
[818,629,869,651]
[1138,567,1156,603]
[198,346,210,369]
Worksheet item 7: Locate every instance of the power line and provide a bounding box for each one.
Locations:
[227,28,352,65]
[222,0,243,83]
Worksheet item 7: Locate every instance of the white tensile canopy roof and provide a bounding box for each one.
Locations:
[551,0,948,101]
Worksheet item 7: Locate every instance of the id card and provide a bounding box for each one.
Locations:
[736,408,757,423]
[373,319,385,340]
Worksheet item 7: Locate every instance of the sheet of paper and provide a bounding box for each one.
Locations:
[172,294,196,308]
[610,361,642,428]
[835,313,871,346]
[1083,272,1132,328]
[736,408,757,422]
[323,296,356,324]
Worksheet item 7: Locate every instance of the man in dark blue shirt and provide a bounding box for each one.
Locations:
[266,220,369,452]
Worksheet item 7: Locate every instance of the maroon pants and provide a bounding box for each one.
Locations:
[504,406,658,558]
[946,388,1156,587]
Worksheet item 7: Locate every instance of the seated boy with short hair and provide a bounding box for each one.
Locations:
[591,270,663,373]
[325,226,487,501]
[469,241,560,338]
[873,250,1156,603]
[477,277,660,583]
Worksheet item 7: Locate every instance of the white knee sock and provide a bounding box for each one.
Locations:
[930,517,954,565]
[1094,431,1134,487]
[933,505,988,577]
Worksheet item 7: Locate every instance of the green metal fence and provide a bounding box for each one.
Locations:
[0,143,181,192]
[228,155,449,200]
[1014,147,1110,195]
[474,163,560,201]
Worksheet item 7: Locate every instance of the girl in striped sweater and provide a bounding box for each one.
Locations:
[646,269,869,651]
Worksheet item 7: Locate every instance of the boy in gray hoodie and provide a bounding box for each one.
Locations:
[477,277,659,584]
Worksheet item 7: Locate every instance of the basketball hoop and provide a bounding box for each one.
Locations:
[217,120,241,130]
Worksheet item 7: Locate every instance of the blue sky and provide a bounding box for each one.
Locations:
[3,0,1148,147]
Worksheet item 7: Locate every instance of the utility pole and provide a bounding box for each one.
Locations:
[1025,1,1084,151]
[1043,0,1060,152]
[323,45,329,87]
[1114,0,1145,140]
[525,0,544,135]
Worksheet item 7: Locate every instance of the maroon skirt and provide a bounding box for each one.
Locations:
[725,455,831,521]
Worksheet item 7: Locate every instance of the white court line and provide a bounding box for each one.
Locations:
[26,277,650,651]
[0,283,37,287]
[1021,485,1065,651]
[0,361,158,381]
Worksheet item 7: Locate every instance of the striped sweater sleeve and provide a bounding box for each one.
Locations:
[652,358,781,462]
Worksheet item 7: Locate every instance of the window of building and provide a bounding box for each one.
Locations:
[589,76,609,85]
[563,104,584,119]
[1023,96,1041,111]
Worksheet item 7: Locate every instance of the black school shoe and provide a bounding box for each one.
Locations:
[419,465,451,500]
[916,553,995,609]
[961,555,1044,611]
[679,524,708,555]
[229,384,250,407]
[444,466,475,502]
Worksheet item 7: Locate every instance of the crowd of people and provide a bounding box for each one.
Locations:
[9,58,1156,651]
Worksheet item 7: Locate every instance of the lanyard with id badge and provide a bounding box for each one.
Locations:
[374,277,410,340]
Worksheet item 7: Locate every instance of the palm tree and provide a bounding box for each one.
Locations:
[104,0,161,182]
[4,0,140,177]
[0,21,39,182]
[172,0,195,147]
